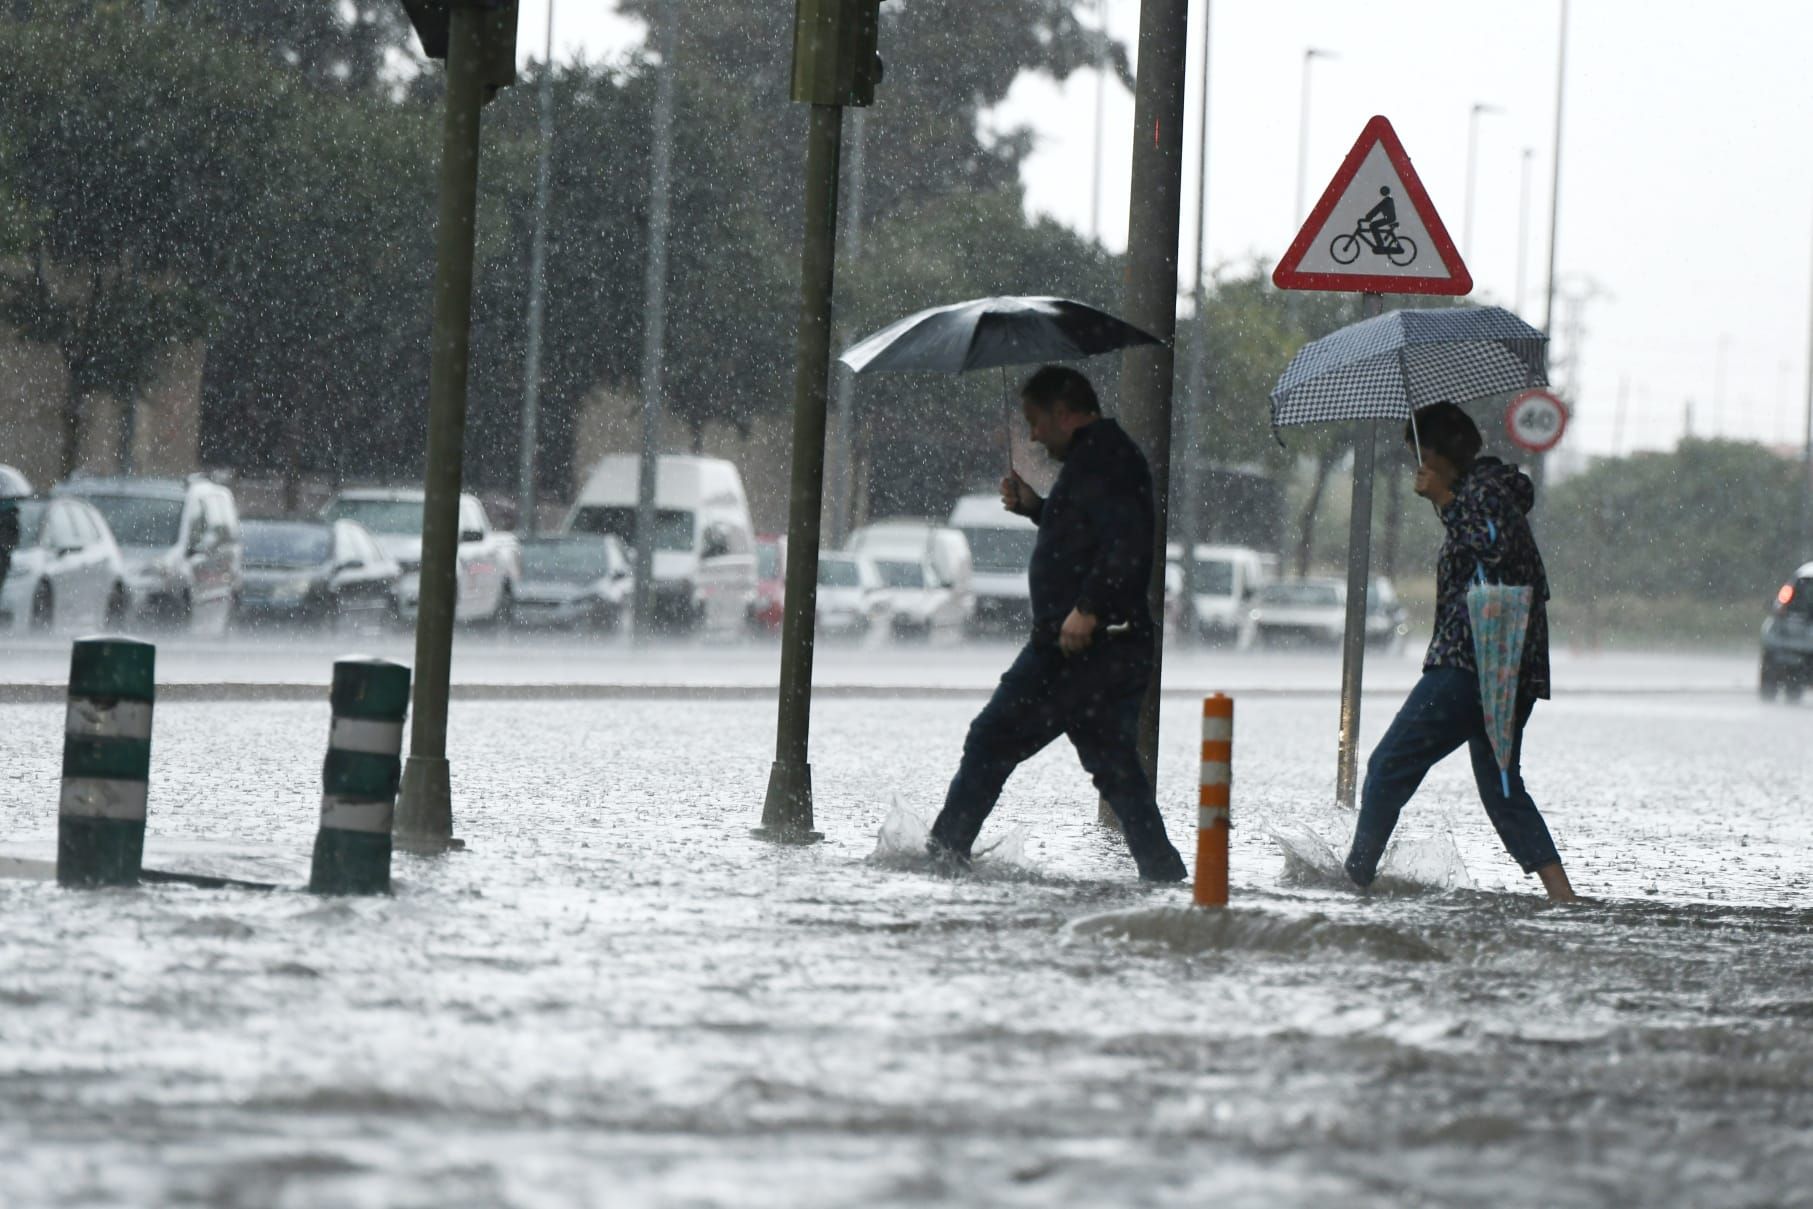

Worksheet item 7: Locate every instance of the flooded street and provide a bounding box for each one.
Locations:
[2,665,1808,1207]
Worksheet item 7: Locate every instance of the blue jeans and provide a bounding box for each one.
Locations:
[1345,667,1561,885]
[930,637,1186,879]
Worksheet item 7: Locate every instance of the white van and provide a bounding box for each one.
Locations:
[1165,542,1273,645]
[848,518,974,640]
[948,492,1036,634]
[563,454,757,635]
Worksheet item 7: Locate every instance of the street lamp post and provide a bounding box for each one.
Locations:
[1801,203,1813,560]
[1293,47,1335,226]
[1178,0,1213,645]
[1462,101,1500,261]
[1515,146,1533,315]
[1538,0,1569,491]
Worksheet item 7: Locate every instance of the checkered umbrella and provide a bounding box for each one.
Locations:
[1269,306,1547,431]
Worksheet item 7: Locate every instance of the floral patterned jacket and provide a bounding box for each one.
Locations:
[1425,456,1551,701]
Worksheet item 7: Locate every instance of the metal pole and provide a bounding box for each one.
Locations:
[1515,146,1532,315]
[829,107,867,548]
[758,102,844,842]
[1178,0,1213,644]
[1091,0,1109,244]
[1537,0,1569,490]
[1294,48,1331,225]
[1334,291,1386,810]
[395,5,490,847]
[1119,0,1191,810]
[1802,203,1813,561]
[632,0,678,640]
[517,0,556,537]
[1462,102,1497,261]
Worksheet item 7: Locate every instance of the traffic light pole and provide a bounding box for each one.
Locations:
[758,101,844,843]
[396,5,490,849]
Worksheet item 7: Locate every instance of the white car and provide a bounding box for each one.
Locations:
[1,495,131,632]
[849,519,974,640]
[815,551,886,638]
[1164,543,1274,646]
[1248,576,1410,650]
[948,493,1036,634]
[323,488,521,625]
[55,475,243,634]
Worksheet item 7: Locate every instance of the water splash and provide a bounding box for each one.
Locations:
[867,797,1030,876]
[1271,817,1473,895]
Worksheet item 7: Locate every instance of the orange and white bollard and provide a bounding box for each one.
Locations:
[1194,694,1232,907]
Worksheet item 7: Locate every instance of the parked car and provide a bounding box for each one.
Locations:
[513,534,634,633]
[1760,561,1813,702]
[816,551,887,638]
[1248,576,1409,650]
[235,518,400,631]
[749,534,786,634]
[948,492,1036,634]
[322,488,520,625]
[0,495,130,632]
[54,474,242,633]
[1165,543,1274,645]
[564,454,757,636]
[849,519,974,640]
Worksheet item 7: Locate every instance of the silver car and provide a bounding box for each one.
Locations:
[0,496,130,632]
[513,535,633,632]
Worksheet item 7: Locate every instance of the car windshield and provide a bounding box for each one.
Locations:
[521,540,612,583]
[322,498,423,536]
[1191,558,1236,596]
[10,500,46,545]
[243,522,331,567]
[567,505,694,552]
[819,559,859,587]
[79,494,184,548]
[757,543,782,578]
[874,560,925,589]
[961,527,1035,573]
[1259,582,1342,608]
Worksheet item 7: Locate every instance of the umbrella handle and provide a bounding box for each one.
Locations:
[1000,365,1014,475]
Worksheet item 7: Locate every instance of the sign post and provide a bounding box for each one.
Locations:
[1272,115,1471,810]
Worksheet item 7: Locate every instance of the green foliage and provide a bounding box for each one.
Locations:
[1542,438,1804,605]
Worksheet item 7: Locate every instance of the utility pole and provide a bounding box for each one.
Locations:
[395,0,519,848]
[632,0,679,640]
[517,0,556,537]
[1178,0,1213,645]
[829,107,868,547]
[758,0,883,842]
[1119,0,1191,803]
[1293,48,1334,226]
[1538,0,1569,491]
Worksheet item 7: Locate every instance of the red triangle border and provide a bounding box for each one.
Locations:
[1273,115,1474,296]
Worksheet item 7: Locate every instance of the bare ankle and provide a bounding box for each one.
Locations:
[1535,861,1577,902]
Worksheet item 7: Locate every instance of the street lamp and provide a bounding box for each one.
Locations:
[517,0,556,538]
[1515,146,1533,315]
[1462,101,1500,261]
[1293,47,1335,226]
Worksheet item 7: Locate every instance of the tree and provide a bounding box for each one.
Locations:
[161,0,414,96]
[0,2,295,476]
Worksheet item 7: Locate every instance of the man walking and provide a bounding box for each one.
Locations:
[927,366,1187,881]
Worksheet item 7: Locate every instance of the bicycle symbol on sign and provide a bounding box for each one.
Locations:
[1328,185,1418,267]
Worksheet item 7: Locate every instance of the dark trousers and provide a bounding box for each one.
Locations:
[930,636,1185,877]
[1345,667,1561,885]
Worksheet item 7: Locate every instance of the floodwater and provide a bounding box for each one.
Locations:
[1,684,1809,1207]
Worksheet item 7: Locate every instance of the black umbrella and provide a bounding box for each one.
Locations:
[838,295,1160,470]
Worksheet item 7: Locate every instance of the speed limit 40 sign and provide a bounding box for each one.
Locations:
[1505,389,1569,453]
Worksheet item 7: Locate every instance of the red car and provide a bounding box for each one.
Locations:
[749,534,786,633]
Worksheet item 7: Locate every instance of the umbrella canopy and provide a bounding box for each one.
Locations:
[839,295,1159,375]
[1269,306,1547,430]
[1467,560,1536,797]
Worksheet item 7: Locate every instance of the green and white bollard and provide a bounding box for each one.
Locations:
[310,658,411,895]
[59,637,156,888]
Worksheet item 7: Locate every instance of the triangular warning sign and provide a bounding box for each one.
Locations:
[1273,115,1472,296]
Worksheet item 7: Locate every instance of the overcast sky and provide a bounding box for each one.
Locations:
[512,1,1813,461]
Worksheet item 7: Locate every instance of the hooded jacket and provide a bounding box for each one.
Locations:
[1427,456,1551,700]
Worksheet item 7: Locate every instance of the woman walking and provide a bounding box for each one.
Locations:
[1344,403,1578,901]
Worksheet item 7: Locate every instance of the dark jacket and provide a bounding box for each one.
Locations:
[1426,456,1551,701]
[1024,418,1154,646]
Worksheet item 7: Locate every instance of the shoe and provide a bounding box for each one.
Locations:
[924,836,971,875]
[1135,846,1188,883]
